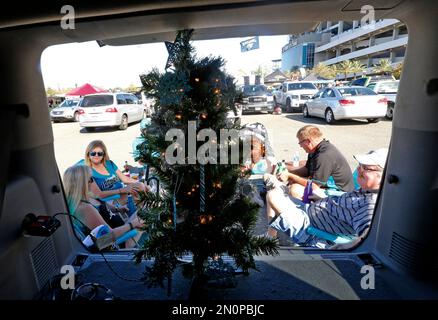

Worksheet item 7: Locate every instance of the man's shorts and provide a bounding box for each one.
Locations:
[269,200,311,244]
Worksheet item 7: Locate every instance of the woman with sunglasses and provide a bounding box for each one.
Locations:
[63,165,144,248]
[84,140,147,205]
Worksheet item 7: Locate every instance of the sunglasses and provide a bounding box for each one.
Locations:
[89,151,104,157]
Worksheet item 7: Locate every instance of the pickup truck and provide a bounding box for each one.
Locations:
[238,84,274,114]
[273,81,319,112]
[367,80,399,119]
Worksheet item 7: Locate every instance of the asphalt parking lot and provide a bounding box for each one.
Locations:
[52,114,392,176]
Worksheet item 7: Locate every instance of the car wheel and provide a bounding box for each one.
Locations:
[303,105,310,118]
[386,103,394,120]
[367,118,380,123]
[73,112,79,122]
[325,108,335,124]
[286,99,293,113]
[119,114,128,130]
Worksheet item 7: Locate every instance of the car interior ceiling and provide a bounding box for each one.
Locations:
[0,0,437,299]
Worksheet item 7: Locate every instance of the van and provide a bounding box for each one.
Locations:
[78,92,145,131]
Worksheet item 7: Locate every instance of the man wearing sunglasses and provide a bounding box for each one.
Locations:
[264,148,388,248]
[279,125,354,198]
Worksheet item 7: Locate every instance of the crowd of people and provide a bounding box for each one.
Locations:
[245,124,388,249]
[64,123,387,250]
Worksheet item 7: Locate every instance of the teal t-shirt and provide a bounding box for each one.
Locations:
[91,160,124,191]
[251,159,268,174]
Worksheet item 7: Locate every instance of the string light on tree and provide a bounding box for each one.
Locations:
[135,28,278,298]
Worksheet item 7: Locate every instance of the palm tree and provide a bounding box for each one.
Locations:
[392,61,404,79]
[336,60,354,80]
[311,63,336,79]
[373,58,393,76]
[351,60,366,79]
[282,66,300,80]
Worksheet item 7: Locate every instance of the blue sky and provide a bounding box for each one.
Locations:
[41,35,288,90]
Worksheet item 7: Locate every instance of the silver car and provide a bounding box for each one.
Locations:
[78,92,145,132]
[50,99,81,122]
[303,86,387,124]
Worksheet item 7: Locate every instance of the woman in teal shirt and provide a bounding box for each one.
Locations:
[84,140,148,205]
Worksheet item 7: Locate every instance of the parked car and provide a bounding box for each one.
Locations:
[273,81,318,112]
[303,86,387,124]
[239,84,274,114]
[78,92,145,131]
[50,98,81,122]
[367,80,399,119]
[135,91,155,117]
[350,75,396,87]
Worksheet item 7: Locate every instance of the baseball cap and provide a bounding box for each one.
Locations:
[354,148,388,168]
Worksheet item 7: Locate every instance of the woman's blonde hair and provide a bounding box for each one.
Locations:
[84,140,110,167]
[63,165,92,214]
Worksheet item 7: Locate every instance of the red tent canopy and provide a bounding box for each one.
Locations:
[65,83,108,96]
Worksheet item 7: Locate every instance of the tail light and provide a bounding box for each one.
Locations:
[339,99,355,106]
[378,97,388,104]
[78,109,85,114]
[105,107,118,113]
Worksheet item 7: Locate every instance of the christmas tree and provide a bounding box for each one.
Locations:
[133,29,278,296]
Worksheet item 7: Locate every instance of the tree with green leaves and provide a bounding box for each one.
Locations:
[311,63,336,79]
[373,58,393,76]
[133,29,278,298]
[392,61,404,79]
[351,60,366,79]
[336,60,355,80]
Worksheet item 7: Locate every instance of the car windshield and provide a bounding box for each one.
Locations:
[287,82,317,90]
[242,85,268,96]
[376,82,399,93]
[338,87,377,96]
[80,95,114,107]
[58,99,79,108]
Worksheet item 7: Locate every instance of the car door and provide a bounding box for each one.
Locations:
[315,89,331,117]
[128,94,142,121]
[116,94,128,123]
[307,90,322,116]
[322,88,337,114]
[123,94,138,122]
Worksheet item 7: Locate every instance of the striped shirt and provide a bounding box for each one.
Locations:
[307,189,378,237]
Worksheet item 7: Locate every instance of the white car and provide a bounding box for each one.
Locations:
[367,80,399,120]
[50,98,81,122]
[273,81,318,112]
[303,86,387,124]
[78,92,145,131]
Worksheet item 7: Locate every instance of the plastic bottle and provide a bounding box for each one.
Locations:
[123,161,130,177]
[275,160,286,175]
[292,152,300,168]
[302,180,313,204]
[127,193,136,217]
